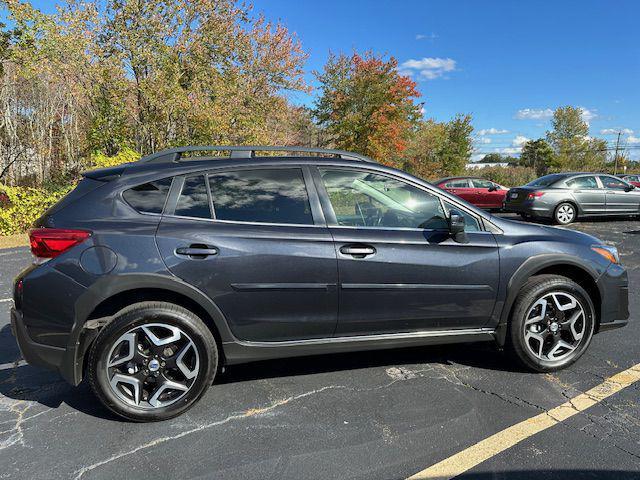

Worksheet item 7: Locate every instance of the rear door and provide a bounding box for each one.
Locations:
[314,167,499,336]
[599,175,639,214]
[156,167,338,342]
[443,179,477,204]
[565,175,606,215]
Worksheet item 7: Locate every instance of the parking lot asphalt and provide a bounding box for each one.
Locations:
[0,215,639,480]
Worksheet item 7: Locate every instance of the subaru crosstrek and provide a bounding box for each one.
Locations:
[11,146,629,421]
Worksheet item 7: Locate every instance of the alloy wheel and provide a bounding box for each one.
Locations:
[106,323,200,409]
[523,291,586,362]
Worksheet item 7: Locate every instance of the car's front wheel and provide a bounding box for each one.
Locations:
[87,301,217,422]
[507,275,595,372]
[554,202,577,225]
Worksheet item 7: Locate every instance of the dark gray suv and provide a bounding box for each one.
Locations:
[11,146,629,421]
[503,172,640,224]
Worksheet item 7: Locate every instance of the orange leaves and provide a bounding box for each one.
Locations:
[314,51,422,166]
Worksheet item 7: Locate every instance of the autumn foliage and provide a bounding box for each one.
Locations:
[314,52,421,166]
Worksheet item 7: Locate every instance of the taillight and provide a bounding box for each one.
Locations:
[527,192,544,199]
[29,228,91,260]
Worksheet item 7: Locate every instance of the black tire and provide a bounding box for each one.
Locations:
[88,301,217,422]
[553,202,577,225]
[506,275,595,372]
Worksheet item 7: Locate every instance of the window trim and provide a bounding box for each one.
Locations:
[311,165,487,233]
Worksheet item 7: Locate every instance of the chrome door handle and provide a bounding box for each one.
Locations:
[340,244,376,258]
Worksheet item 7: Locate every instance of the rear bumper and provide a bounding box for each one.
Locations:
[502,201,554,218]
[11,306,66,373]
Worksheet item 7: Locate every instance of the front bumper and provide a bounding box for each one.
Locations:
[11,306,65,375]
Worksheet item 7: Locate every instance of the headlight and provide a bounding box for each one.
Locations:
[591,245,620,264]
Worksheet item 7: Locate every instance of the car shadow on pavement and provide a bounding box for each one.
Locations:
[218,341,528,385]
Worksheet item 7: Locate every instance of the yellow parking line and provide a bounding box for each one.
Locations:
[407,363,640,480]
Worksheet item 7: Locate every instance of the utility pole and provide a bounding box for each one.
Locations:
[613,131,622,175]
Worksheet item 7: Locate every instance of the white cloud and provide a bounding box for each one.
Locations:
[399,57,456,80]
[627,135,640,144]
[477,128,509,135]
[579,107,597,124]
[601,128,634,135]
[512,135,530,147]
[415,33,438,41]
[493,135,530,155]
[496,147,521,155]
[516,106,597,123]
[515,108,554,120]
[476,136,491,144]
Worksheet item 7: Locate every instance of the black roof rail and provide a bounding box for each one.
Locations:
[138,145,376,164]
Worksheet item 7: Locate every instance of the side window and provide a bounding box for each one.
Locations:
[320,168,448,230]
[599,176,628,190]
[441,200,481,232]
[567,176,598,189]
[445,179,469,188]
[208,168,313,225]
[175,175,211,219]
[123,177,172,214]
[471,179,493,189]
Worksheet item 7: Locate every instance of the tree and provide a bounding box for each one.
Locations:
[520,138,555,176]
[1,0,310,186]
[314,52,421,166]
[546,106,606,171]
[479,153,504,163]
[404,114,474,179]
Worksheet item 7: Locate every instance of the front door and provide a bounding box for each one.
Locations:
[314,167,499,336]
[599,175,640,214]
[156,167,338,342]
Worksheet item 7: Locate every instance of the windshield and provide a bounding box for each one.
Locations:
[526,174,565,188]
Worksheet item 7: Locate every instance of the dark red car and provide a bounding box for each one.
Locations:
[620,174,640,188]
[435,177,509,210]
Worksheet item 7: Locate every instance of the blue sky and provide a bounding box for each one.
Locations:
[22,0,640,159]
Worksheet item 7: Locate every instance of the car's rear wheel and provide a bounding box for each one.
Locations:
[506,275,595,372]
[88,301,217,422]
[554,202,576,225]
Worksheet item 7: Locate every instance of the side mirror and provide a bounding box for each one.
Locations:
[625,184,635,192]
[448,209,468,243]
[488,185,498,192]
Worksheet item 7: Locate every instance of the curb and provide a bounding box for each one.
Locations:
[0,233,29,250]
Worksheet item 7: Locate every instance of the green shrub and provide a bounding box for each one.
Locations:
[89,147,140,169]
[0,184,73,235]
[464,166,537,188]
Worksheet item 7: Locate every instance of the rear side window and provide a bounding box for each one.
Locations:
[123,177,172,214]
[471,179,493,189]
[566,176,598,189]
[208,168,313,225]
[445,179,469,188]
[175,175,211,219]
